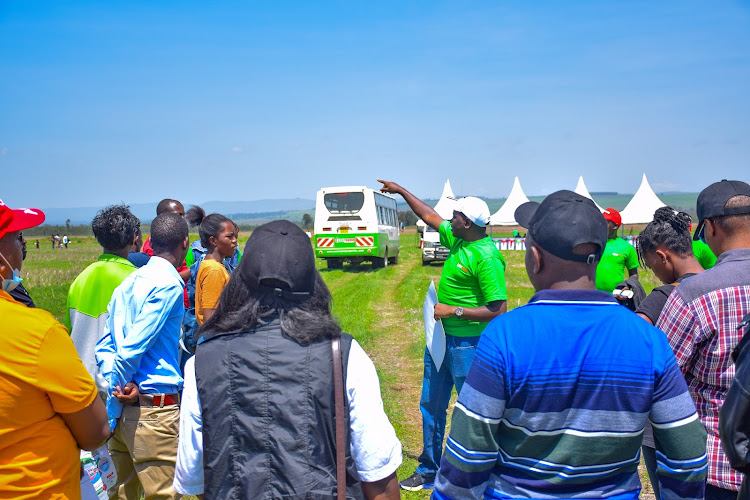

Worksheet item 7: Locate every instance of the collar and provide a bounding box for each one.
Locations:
[99,253,137,267]
[528,288,618,305]
[146,255,183,285]
[715,248,750,266]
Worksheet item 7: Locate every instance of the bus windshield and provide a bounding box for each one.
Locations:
[324,192,365,213]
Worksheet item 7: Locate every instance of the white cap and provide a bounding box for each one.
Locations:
[455,196,490,227]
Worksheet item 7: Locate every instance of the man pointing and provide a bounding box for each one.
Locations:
[378,179,507,491]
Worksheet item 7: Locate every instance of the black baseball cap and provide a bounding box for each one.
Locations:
[237,220,315,300]
[693,180,750,241]
[514,190,608,263]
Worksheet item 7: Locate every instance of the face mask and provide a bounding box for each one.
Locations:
[0,250,22,292]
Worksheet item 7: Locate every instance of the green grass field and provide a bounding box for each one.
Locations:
[21,231,661,499]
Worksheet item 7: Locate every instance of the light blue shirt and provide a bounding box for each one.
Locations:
[96,256,185,426]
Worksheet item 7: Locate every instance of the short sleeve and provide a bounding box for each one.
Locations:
[476,255,508,303]
[635,286,673,324]
[174,356,204,495]
[199,266,229,309]
[438,220,455,249]
[625,244,639,270]
[37,323,97,414]
[346,340,402,482]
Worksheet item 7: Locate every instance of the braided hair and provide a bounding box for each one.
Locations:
[636,206,693,269]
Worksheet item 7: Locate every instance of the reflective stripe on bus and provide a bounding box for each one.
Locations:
[355,236,374,247]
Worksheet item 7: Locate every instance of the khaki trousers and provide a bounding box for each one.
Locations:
[108,404,181,500]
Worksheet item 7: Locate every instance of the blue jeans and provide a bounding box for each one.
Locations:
[415,335,480,478]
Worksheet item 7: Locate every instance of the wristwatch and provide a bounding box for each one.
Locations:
[454,307,464,318]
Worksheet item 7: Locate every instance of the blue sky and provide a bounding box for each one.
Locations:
[1,1,749,209]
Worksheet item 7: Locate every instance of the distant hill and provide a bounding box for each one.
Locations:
[38,192,699,228]
[39,198,315,225]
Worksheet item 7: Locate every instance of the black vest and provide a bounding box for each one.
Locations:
[195,317,364,500]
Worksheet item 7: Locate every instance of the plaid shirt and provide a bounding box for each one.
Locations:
[657,248,750,491]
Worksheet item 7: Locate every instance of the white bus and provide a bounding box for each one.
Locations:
[313,186,400,269]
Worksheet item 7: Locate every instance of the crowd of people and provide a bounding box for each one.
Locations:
[49,233,70,249]
[0,178,749,500]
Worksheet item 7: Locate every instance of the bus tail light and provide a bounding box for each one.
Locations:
[357,226,367,231]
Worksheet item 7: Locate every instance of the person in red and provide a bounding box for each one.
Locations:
[0,200,111,498]
[142,199,191,306]
[595,207,639,292]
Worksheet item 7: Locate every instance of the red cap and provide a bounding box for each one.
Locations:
[0,200,46,240]
[602,207,621,226]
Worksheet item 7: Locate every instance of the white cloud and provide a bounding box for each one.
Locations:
[231,146,244,153]
[1,147,7,155]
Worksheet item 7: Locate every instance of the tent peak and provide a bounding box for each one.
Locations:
[573,176,604,212]
[489,177,530,226]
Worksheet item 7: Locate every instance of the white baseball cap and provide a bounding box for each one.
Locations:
[455,196,490,227]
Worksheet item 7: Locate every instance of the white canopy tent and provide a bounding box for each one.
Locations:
[574,176,604,212]
[620,174,667,224]
[489,176,530,226]
[417,179,457,228]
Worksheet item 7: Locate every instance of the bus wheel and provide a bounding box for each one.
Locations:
[327,258,343,270]
[390,254,398,265]
[372,254,386,269]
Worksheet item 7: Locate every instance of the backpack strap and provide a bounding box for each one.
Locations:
[331,333,346,500]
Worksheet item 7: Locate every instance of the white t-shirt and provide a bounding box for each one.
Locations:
[173,339,402,495]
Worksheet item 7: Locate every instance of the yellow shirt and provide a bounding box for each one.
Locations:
[0,290,98,500]
[195,259,230,325]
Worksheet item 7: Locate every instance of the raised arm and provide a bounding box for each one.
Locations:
[377,179,443,231]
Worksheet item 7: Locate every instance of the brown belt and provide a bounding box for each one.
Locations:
[132,393,180,407]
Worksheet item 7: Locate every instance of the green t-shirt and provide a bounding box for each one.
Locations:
[595,237,639,293]
[692,240,716,270]
[437,220,507,337]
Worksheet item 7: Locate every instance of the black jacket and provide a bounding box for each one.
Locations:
[195,317,364,500]
[719,312,750,500]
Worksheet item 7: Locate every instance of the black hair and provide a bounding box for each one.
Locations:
[185,205,232,248]
[150,212,189,254]
[198,270,340,345]
[713,195,750,235]
[636,206,693,268]
[91,205,141,251]
[156,198,183,215]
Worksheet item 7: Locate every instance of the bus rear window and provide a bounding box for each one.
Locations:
[324,192,365,213]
